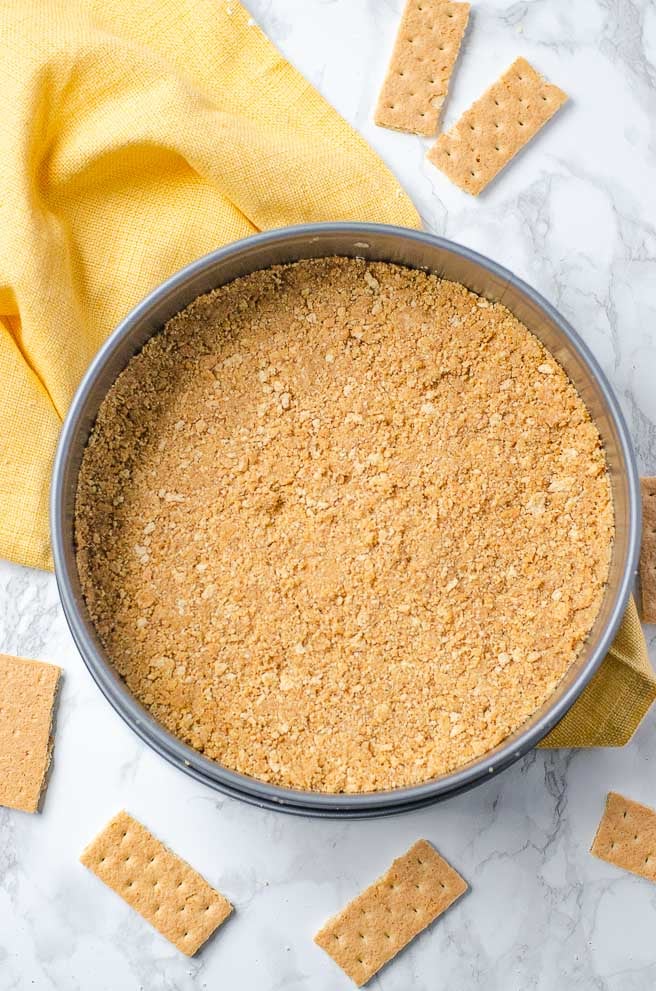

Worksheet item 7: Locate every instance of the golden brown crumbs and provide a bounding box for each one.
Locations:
[75,257,613,793]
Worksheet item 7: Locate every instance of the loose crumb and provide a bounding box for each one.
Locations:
[75,258,613,793]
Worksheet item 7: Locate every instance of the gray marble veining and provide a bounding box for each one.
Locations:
[1,1,655,988]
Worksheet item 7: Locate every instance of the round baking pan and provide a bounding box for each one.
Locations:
[51,223,641,818]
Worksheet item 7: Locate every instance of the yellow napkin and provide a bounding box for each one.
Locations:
[0,0,653,746]
[540,597,655,747]
[0,0,418,570]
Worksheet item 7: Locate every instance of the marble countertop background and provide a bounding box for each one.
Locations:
[2,1,656,988]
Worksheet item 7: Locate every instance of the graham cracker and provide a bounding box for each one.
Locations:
[314,839,467,986]
[639,477,656,623]
[0,653,61,813]
[375,0,470,136]
[80,811,232,955]
[591,792,656,882]
[427,57,568,194]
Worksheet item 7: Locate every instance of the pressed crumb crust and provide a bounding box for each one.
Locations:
[75,258,613,793]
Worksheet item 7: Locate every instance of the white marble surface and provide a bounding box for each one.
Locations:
[2,1,656,988]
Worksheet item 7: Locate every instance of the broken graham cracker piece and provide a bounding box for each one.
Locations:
[315,839,467,986]
[591,792,656,882]
[0,653,61,813]
[639,477,656,623]
[80,811,232,955]
[375,0,470,136]
[427,57,567,194]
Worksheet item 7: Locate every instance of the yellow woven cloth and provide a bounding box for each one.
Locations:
[540,597,655,748]
[0,0,418,570]
[0,0,653,746]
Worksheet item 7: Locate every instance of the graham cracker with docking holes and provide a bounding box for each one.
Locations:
[375,0,470,136]
[639,477,656,623]
[80,811,232,955]
[427,57,567,194]
[0,653,61,813]
[591,792,656,882]
[314,839,467,986]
